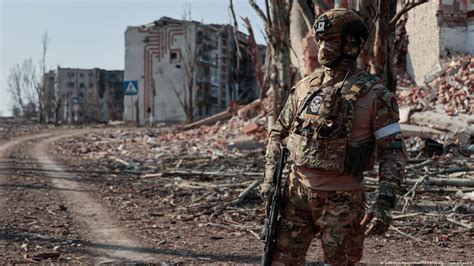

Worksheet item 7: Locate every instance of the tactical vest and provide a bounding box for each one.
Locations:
[287,70,380,174]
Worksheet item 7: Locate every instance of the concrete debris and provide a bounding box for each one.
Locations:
[400,124,445,138]
[409,109,474,144]
[56,114,268,174]
[242,122,261,135]
[397,55,473,116]
[0,117,50,140]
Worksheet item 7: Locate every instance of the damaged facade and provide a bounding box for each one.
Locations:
[406,0,474,84]
[44,67,124,124]
[124,17,264,125]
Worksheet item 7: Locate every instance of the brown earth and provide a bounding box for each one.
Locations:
[0,127,473,264]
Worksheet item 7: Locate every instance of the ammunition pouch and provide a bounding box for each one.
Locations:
[287,132,346,172]
[344,141,375,175]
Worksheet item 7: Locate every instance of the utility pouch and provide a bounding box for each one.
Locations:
[345,141,375,175]
[287,132,346,172]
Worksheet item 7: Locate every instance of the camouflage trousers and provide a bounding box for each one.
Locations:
[272,176,365,266]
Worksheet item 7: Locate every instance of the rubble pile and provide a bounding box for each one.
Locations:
[56,115,268,173]
[396,71,416,89]
[398,55,474,116]
[56,122,473,254]
[0,118,50,140]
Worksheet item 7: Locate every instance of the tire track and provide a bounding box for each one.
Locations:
[0,133,53,215]
[32,132,157,263]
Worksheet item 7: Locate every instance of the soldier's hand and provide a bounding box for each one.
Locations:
[361,206,393,235]
[260,182,273,200]
[260,183,273,216]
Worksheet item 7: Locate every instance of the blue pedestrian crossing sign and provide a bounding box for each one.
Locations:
[124,80,139,95]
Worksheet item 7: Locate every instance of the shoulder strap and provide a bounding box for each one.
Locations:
[286,70,323,133]
[296,70,365,118]
[293,70,323,102]
[342,71,382,102]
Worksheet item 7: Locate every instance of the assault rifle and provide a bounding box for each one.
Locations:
[260,146,289,266]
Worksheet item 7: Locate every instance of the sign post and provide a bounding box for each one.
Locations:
[124,80,139,122]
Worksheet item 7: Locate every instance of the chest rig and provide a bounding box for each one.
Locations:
[287,70,377,173]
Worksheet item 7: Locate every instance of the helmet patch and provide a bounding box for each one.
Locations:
[314,15,332,36]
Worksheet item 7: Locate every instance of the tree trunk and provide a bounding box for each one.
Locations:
[289,0,309,79]
[352,0,376,70]
[250,0,292,118]
[269,0,292,117]
[372,0,397,92]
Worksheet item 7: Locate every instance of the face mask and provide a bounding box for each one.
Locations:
[317,38,342,67]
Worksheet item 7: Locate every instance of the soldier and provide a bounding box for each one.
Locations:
[262,8,407,265]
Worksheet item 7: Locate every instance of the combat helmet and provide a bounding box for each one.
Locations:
[313,8,368,67]
[313,8,368,42]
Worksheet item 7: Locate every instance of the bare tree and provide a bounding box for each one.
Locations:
[7,59,38,117]
[250,0,292,119]
[38,32,50,123]
[229,0,242,74]
[241,17,265,99]
[289,0,319,78]
[289,0,429,92]
[353,0,428,91]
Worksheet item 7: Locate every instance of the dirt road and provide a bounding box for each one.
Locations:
[1,128,472,263]
[1,130,158,263]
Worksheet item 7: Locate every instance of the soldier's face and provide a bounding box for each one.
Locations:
[316,33,342,67]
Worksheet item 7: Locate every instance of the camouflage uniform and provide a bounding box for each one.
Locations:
[263,8,407,265]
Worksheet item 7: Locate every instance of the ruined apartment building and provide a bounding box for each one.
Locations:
[124,16,263,125]
[43,67,124,124]
[406,0,474,84]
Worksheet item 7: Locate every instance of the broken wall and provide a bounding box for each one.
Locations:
[406,0,474,85]
[405,1,442,85]
[124,26,147,124]
[468,20,474,54]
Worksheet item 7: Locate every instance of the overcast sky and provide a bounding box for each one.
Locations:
[0,0,266,116]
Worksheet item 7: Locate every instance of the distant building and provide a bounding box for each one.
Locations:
[405,0,474,84]
[44,67,124,124]
[124,16,264,125]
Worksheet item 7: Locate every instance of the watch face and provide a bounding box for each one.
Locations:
[307,95,323,115]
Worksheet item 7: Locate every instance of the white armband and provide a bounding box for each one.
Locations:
[374,123,401,140]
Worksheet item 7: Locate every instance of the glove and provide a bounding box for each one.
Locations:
[261,166,276,200]
[260,182,273,199]
[260,181,274,217]
[361,201,393,235]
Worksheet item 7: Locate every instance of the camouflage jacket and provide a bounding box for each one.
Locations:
[264,69,407,208]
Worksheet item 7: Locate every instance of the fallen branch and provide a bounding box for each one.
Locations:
[446,217,472,229]
[393,212,423,220]
[231,180,260,205]
[402,175,428,213]
[413,201,474,214]
[211,180,261,218]
[246,228,261,240]
[439,167,471,175]
[365,176,474,187]
[389,226,443,249]
[405,159,432,171]
[141,169,284,179]
[183,110,233,129]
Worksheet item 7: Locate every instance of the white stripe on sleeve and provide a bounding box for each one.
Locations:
[374,123,401,140]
